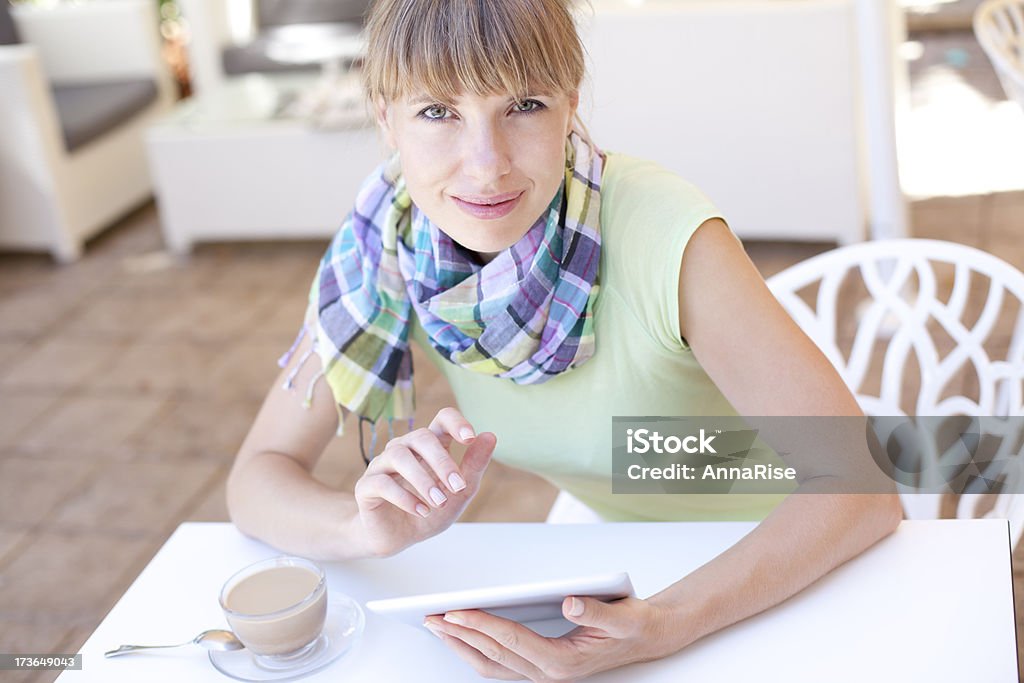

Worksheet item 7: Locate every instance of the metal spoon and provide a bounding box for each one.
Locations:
[104,629,244,658]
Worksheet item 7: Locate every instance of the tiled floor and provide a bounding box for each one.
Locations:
[2,26,1024,683]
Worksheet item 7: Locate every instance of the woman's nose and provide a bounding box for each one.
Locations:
[460,125,512,183]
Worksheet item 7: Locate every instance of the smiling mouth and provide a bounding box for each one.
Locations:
[454,192,523,206]
[451,192,524,219]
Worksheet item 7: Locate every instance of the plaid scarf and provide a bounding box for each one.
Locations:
[280,131,604,433]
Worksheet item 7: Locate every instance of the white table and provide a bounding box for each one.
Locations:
[58,520,1016,682]
[145,73,385,255]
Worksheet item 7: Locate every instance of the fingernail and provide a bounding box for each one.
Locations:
[423,621,443,637]
[429,487,447,506]
[448,472,466,491]
[416,503,430,517]
[443,612,464,625]
[459,427,476,441]
[568,597,584,617]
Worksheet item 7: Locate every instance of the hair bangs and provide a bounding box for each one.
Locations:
[364,0,585,104]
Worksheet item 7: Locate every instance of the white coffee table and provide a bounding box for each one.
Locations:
[56,520,1017,682]
[145,73,386,254]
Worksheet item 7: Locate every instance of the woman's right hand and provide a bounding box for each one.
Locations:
[353,407,496,558]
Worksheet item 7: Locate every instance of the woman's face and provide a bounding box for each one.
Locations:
[375,89,579,259]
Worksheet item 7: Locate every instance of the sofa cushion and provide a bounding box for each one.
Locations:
[0,1,21,45]
[256,0,370,27]
[51,79,158,153]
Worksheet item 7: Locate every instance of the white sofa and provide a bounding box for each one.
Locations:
[0,0,176,262]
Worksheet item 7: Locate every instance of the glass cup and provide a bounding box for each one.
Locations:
[219,556,328,671]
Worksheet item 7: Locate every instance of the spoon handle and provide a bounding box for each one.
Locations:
[104,642,188,657]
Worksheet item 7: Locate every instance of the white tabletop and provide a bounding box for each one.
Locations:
[58,520,1017,682]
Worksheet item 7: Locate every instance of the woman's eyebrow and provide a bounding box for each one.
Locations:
[405,92,553,106]
[407,94,453,106]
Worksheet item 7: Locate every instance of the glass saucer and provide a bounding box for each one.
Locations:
[209,593,364,682]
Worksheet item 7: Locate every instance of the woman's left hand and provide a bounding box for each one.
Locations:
[422,596,674,681]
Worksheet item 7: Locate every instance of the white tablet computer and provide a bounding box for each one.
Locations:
[365,571,634,627]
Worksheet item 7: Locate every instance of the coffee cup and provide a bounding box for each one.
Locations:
[219,556,328,667]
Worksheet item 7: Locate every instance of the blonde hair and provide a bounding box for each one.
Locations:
[362,0,587,105]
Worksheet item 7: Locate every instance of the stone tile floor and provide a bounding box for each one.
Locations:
[1,25,1024,683]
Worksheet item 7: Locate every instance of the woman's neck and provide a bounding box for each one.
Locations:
[464,248,499,265]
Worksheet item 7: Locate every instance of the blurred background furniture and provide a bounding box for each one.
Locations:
[0,0,176,263]
[170,0,909,249]
[145,72,383,254]
[578,0,909,244]
[150,0,378,254]
[975,0,1024,111]
[177,0,371,95]
[767,239,1024,545]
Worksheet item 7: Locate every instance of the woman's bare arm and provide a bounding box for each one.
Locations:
[226,329,495,561]
[650,218,903,651]
[225,331,370,560]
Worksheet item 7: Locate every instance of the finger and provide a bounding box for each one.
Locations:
[354,472,431,518]
[430,616,543,680]
[459,432,497,489]
[562,596,637,638]
[428,407,477,446]
[424,622,524,680]
[444,610,554,658]
[384,445,451,509]
[399,428,468,495]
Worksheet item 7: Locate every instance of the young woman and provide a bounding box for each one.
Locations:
[227,0,902,679]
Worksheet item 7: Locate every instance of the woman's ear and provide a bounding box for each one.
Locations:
[566,90,580,136]
[374,97,397,149]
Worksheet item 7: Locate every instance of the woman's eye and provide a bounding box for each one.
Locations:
[513,99,544,114]
[419,105,450,121]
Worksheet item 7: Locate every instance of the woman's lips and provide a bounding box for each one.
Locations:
[451,192,523,220]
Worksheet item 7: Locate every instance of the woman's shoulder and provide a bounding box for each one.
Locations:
[599,151,723,260]
[596,152,726,352]
[601,152,717,218]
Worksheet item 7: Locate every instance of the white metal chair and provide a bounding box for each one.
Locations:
[767,239,1024,545]
[975,0,1024,112]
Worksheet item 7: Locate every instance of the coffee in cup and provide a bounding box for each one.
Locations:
[219,556,327,666]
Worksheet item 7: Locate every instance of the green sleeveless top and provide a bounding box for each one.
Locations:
[411,152,787,521]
